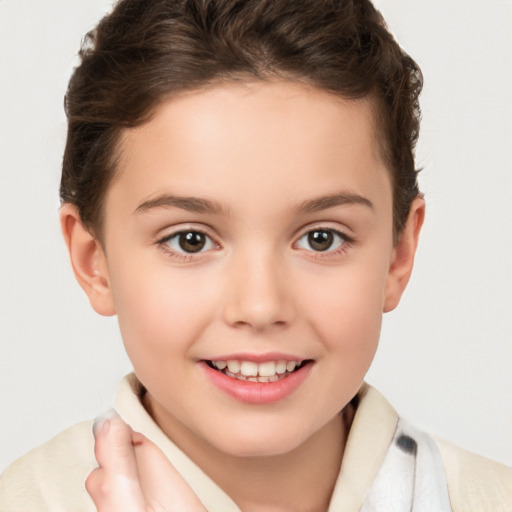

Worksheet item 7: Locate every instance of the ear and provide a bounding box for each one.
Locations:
[59,203,116,316]
[383,196,425,313]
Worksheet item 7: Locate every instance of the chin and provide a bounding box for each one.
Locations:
[204,422,314,458]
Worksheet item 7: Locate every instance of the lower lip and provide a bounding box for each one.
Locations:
[200,361,313,404]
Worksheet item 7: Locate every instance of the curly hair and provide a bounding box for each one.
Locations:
[61,0,423,241]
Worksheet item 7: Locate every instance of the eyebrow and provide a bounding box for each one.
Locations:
[294,192,374,214]
[134,194,226,215]
[134,191,373,216]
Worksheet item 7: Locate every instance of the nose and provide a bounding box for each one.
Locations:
[221,251,295,332]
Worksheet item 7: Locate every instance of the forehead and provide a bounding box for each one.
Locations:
[109,81,391,219]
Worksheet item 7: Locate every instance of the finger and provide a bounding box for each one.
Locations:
[86,465,146,512]
[88,410,146,512]
[132,431,207,512]
[93,410,139,477]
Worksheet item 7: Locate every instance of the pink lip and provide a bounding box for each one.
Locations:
[199,360,313,404]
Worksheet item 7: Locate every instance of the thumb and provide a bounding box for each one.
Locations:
[87,410,146,511]
[92,410,140,479]
[132,431,207,512]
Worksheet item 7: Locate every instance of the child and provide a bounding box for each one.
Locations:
[1,0,510,510]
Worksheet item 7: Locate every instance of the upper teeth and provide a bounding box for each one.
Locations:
[213,360,301,377]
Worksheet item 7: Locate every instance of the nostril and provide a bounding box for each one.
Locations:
[229,317,289,331]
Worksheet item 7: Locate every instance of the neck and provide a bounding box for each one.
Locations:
[145,394,354,512]
[206,415,347,512]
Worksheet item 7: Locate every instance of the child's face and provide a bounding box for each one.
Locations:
[72,81,421,458]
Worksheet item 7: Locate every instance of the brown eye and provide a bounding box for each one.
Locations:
[179,232,206,252]
[296,229,347,253]
[163,231,215,254]
[308,230,333,251]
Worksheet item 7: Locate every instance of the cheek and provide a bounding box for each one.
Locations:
[107,256,219,366]
[301,260,387,355]
[302,270,385,412]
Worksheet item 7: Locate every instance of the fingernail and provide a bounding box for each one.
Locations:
[93,418,110,437]
[92,408,119,436]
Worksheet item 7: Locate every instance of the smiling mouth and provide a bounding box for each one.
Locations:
[205,359,310,383]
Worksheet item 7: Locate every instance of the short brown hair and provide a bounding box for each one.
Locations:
[60,0,423,240]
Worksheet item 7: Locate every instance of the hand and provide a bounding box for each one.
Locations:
[86,411,207,512]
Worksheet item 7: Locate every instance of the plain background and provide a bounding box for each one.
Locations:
[1,0,511,473]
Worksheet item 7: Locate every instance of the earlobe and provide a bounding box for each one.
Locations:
[59,203,116,316]
[383,197,425,313]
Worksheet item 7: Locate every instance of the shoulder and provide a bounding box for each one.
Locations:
[0,420,97,512]
[434,436,512,512]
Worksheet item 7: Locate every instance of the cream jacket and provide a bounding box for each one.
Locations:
[1,374,511,511]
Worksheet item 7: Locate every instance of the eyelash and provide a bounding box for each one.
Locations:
[294,227,354,259]
[157,229,219,261]
[156,227,354,261]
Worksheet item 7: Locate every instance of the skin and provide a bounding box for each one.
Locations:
[87,412,207,511]
[61,81,425,511]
